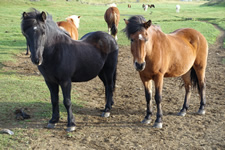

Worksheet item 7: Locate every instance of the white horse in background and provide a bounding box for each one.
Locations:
[109,3,117,7]
[66,15,81,29]
[143,4,148,11]
[176,5,180,13]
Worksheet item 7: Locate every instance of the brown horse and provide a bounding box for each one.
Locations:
[57,15,81,40]
[123,16,208,128]
[104,4,120,40]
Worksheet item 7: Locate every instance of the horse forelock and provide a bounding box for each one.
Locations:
[21,8,53,32]
[21,8,70,40]
[123,15,146,39]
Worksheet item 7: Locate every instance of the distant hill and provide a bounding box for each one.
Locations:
[202,0,225,7]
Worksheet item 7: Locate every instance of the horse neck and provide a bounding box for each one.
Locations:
[151,26,166,42]
[44,22,70,54]
[147,25,166,54]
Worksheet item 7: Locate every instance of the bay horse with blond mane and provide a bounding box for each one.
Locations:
[57,15,81,40]
[104,4,120,40]
[21,9,118,132]
[123,15,208,128]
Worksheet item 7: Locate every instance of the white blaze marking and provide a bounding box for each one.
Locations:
[139,34,144,41]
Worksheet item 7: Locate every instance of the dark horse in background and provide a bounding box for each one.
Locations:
[123,16,208,128]
[21,9,118,132]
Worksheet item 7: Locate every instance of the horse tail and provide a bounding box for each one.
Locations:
[190,67,200,93]
[111,12,118,37]
[111,23,117,36]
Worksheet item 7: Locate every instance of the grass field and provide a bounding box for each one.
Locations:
[0,0,224,148]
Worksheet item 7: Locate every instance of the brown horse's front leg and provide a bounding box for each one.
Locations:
[141,80,153,124]
[153,75,164,128]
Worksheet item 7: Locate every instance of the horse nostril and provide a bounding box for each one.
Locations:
[32,57,39,65]
[135,61,146,71]
[35,59,39,65]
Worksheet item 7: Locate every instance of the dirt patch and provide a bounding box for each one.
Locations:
[1,26,225,149]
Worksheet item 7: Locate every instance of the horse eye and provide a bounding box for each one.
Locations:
[131,39,134,42]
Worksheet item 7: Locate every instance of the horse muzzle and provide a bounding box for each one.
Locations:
[134,61,146,71]
[31,58,42,66]
[31,55,43,66]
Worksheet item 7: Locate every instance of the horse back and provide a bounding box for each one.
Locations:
[81,31,118,54]
[170,28,208,62]
[170,28,207,49]
[147,28,208,77]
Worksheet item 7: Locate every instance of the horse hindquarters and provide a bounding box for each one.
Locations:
[179,33,208,116]
[98,50,118,117]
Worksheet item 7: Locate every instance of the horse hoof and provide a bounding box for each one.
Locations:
[66,126,76,132]
[197,109,205,115]
[153,122,163,128]
[178,111,186,117]
[141,118,151,124]
[101,112,110,118]
[47,123,56,129]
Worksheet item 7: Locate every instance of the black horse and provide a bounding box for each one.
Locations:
[21,9,118,132]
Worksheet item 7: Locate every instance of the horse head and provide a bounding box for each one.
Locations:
[66,15,81,29]
[21,9,47,66]
[124,16,152,71]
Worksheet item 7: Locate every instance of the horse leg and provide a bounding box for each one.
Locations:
[115,34,118,41]
[141,80,153,124]
[98,51,118,118]
[194,67,207,115]
[60,80,76,132]
[153,74,164,128]
[98,70,115,118]
[45,81,59,129]
[178,70,192,116]
[26,42,29,55]
[108,27,111,35]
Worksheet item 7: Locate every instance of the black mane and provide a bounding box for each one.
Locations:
[21,8,70,38]
[123,15,146,39]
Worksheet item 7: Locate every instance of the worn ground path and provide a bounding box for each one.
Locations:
[2,24,225,149]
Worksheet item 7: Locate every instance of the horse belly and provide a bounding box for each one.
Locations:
[165,57,195,77]
[71,70,100,82]
[164,37,197,77]
[71,60,104,82]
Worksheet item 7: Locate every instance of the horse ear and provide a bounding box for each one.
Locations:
[124,19,129,25]
[22,12,28,18]
[143,20,152,29]
[68,18,74,23]
[40,11,47,22]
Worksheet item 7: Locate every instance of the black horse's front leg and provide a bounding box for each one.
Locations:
[60,80,76,132]
[45,81,59,129]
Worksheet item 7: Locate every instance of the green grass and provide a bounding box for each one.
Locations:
[0,0,224,149]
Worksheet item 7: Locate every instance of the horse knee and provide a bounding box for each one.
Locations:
[155,93,162,104]
[63,99,72,108]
